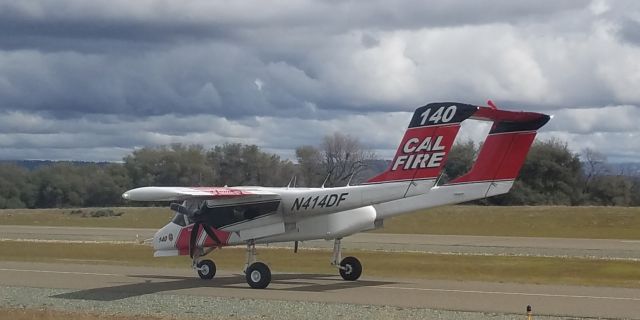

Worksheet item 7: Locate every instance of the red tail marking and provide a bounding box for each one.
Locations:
[367,124,461,183]
[449,132,537,184]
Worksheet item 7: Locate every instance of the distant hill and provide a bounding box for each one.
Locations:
[0,160,111,170]
[608,162,640,176]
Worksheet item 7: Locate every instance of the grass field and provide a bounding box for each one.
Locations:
[1,206,639,239]
[1,240,639,288]
[377,205,640,239]
[0,207,173,229]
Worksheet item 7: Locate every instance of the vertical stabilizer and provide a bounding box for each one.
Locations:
[366,103,476,196]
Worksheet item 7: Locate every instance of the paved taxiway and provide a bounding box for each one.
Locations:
[1,225,639,260]
[0,261,638,319]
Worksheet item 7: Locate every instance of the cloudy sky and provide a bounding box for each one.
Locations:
[0,0,639,162]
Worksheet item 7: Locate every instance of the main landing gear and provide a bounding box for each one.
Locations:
[331,238,362,281]
[244,240,271,289]
[191,238,361,289]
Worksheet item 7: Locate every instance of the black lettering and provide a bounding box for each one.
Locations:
[326,194,338,207]
[311,196,319,209]
[337,193,348,206]
[302,197,311,209]
[291,198,303,211]
[318,195,328,207]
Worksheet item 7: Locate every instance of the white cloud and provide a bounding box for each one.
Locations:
[0,0,639,162]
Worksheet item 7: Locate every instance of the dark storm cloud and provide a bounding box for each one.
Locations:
[0,1,585,42]
[0,0,639,161]
[618,18,640,45]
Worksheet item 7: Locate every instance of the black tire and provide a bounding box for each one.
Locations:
[339,256,362,281]
[197,259,216,280]
[245,262,271,289]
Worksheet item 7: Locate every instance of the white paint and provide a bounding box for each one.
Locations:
[375,286,640,302]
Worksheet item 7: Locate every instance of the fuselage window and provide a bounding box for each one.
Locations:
[171,213,187,227]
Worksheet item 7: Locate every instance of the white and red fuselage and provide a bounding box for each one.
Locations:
[123,102,550,258]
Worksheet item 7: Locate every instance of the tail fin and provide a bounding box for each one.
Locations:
[446,105,551,197]
[367,102,477,184]
[373,102,551,220]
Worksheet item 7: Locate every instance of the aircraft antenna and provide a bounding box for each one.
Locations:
[286,175,297,188]
[434,171,445,186]
[321,170,333,188]
[346,173,355,187]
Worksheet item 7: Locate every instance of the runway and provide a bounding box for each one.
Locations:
[0,261,639,319]
[1,225,639,260]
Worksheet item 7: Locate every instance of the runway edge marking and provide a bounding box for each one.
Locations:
[375,286,640,301]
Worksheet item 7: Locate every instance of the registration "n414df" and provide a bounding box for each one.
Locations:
[291,192,349,211]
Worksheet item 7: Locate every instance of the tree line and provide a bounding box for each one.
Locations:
[0,136,638,209]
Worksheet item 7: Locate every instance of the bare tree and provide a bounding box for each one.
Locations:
[581,148,609,194]
[295,145,324,187]
[321,132,376,187]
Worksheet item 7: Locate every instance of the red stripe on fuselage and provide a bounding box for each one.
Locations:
[175,223,232,256]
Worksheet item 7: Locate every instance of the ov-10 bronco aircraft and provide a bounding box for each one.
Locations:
[122,101,550,289]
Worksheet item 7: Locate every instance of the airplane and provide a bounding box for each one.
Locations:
[122,101,550,289]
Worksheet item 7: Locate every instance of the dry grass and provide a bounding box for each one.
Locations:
[0,207,173,229]
[375,205,640,239]
[0,308,170,320]
[1,205,640,239]
[1,241,639,288]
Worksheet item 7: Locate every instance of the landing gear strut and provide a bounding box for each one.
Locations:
[331,238,362,281]
[244,241,271,289]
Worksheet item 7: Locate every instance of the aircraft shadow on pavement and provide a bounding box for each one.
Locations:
[51,273,396,301]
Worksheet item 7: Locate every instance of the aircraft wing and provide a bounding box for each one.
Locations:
[122,186,280,202]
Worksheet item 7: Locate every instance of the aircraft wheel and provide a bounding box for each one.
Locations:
[339,256,362,281]
[197,259,216,280]
[246,262,271,289]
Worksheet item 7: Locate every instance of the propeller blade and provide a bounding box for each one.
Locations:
[202,224,222,246]
[170,202,195,217]
[189,222,201,258]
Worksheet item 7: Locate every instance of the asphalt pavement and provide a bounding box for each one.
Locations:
[1,225,639,260]
[0,261,638,319]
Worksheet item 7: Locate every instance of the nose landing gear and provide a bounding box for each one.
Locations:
[196,259,216,280]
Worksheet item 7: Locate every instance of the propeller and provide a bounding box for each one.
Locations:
[170,202,199,218]
[170,201,222,258]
